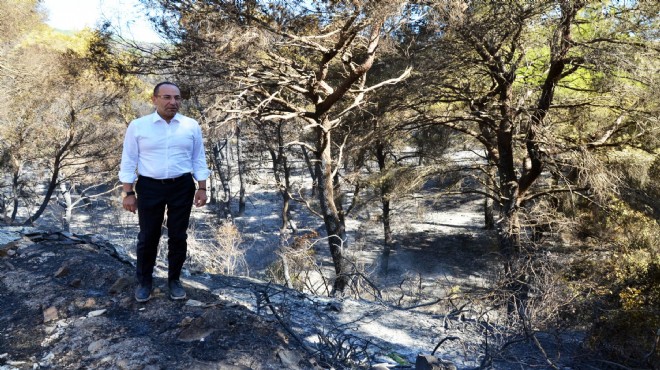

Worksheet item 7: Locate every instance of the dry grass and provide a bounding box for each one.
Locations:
[187,221,247,276]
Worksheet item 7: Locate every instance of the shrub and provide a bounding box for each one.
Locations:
[580,201,660,367]
[187,221,247,276]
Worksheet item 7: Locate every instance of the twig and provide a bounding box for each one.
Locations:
[595,359,634,370]
[258,288,316,356]
[431,336,460,356]
[530,332,559,370]
[399,297,444,310]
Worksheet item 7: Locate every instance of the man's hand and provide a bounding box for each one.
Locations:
[123,195,137,213]
[194,189,207,207]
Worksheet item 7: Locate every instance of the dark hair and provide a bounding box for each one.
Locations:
[153,81,180,96]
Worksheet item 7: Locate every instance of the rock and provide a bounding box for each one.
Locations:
[277,349,302,369]
[70,279,82,288]
[91,235,107,244]
[54,265,70,277]
[185,299,205,307]
[177,317,215,342]
[415,355,457,370]
[116,358,130,369]
[87,309,107,318]
[88,339,108,354]
[78,243,98,252]
[6,360,27,366]
[179,317,194,327]
[108,277,130,294]
[39,352,55,367]
[43,306,58,323]
[17,236,35,248]
[43,325,56,335]
[178,327,216,342]
[83,298,97,308]
[0,235,33,256]
[0,229,22,247]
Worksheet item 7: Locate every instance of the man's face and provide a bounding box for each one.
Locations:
[152,84,181,120]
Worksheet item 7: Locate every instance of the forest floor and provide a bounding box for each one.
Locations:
[1,216,588,370]
[30,171,500,308]
[2,155,597,369]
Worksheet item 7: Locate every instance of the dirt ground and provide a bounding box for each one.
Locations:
[0,231,310,370]
[3,159,600,369]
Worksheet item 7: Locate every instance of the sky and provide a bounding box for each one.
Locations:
[42,0,162,43]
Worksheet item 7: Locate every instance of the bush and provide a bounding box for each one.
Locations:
[577,201,660,367]
[187,221,247,276]
[266,231,324,293]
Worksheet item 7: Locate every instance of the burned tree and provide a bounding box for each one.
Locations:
[141,0,412,294]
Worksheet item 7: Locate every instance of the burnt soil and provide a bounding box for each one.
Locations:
[0,233,307,370]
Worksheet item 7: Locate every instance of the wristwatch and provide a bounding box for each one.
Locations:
[121,191,136,198]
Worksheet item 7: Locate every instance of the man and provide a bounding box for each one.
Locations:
[119,82,210,303]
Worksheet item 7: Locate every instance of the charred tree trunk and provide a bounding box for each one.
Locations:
[268,148,292,233]
[207,175,216,205]
[10,164,21,223]
[280,254,294,289]
[375,142,394,275]
[24,126,74,225]
[484,196,495,230]
[280,158,293,233]
[23,156,62,225]
[496,86,530,314]
[262,121,295,234]
[500,206,527,315]
[300,145,317,196]
[314,117,349,295]
[59,181,72,232]
[235,125,246,216]
[484,162,496,230]
[212,140,232,221]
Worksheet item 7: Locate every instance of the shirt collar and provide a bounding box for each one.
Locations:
[152,111,181,124]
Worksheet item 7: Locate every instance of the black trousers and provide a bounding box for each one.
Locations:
[135,173,196,286]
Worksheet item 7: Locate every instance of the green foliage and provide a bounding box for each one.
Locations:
[572,199,660,366]
[0,0,142,224]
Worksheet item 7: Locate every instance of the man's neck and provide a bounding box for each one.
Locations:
[157,111,175,123]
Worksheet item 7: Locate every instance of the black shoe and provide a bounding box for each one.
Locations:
[135,284,152,303]
[168,280,186,300]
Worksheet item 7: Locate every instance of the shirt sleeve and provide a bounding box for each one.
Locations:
[191,122,210,181]
[118,121,139,183]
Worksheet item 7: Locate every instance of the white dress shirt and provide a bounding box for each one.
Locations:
[119,112,210,183]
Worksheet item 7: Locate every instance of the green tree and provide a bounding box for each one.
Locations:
[404,0,659,312]
[0,5,134,225]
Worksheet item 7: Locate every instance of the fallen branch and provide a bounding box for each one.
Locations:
[431,336,460,356]
[258,287,316,356]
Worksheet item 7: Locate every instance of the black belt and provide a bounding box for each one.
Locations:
[138,173,191,183]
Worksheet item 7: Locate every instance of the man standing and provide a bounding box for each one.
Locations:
[119,82,210,303]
